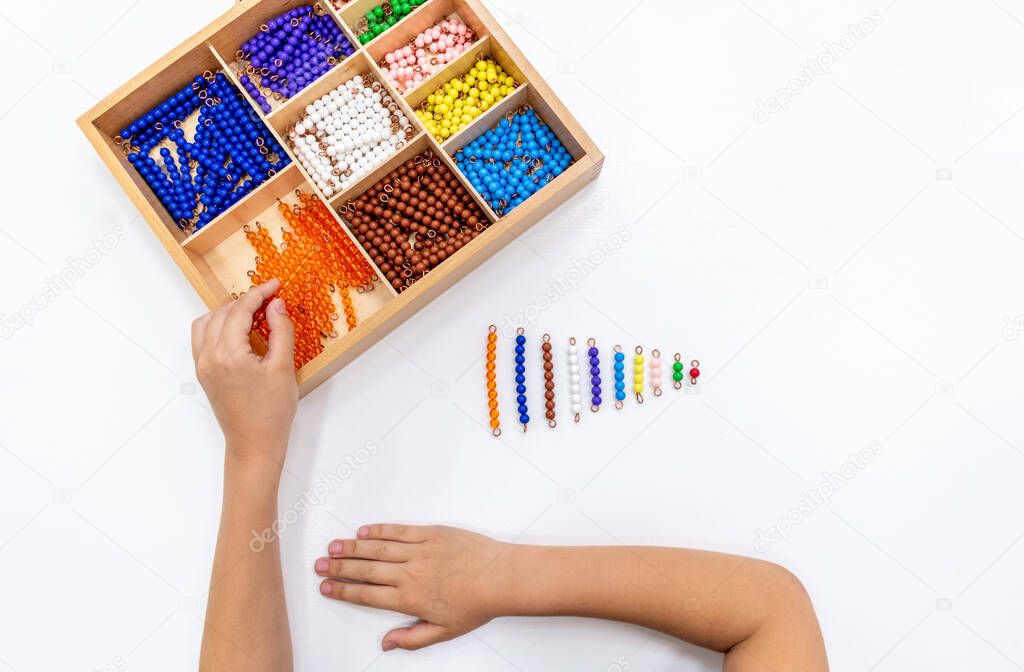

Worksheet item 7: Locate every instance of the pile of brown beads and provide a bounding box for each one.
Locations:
[339,151,490,292]
[245,190,377,369]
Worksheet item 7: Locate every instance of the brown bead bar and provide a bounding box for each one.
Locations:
[542,333,556,428]
[339,151,491,293]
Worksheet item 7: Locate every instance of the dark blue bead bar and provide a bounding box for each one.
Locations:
[515,329,529,431]
[588,342,602,411]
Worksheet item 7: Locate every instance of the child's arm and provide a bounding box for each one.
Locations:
[316,525,828,672]
[193,280,297,672]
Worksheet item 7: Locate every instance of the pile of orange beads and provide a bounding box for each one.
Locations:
[245,190,376,369]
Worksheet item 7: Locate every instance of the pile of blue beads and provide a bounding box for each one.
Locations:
[237,4,355,114]
[118,72,289,233]
[453,107,573,216]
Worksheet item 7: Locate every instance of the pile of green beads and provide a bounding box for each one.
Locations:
[354,0,426,44]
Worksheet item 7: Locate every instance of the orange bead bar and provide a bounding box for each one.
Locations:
[245,190,377,369]
[486,324,500,437]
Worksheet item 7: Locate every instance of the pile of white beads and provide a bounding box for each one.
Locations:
[287,74,415,198]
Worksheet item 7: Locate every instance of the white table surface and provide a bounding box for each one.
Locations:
[2,0,1023,669]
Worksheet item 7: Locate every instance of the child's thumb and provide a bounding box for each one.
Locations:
[265,298,295,367]
[382,622,447,651]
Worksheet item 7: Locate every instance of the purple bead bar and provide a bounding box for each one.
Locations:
[237,4,355,113]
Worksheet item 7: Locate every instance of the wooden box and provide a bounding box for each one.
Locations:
[78,0,603,396]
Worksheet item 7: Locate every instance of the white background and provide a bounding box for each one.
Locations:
[2,0,1023,670]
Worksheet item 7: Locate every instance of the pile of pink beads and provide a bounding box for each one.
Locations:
[378,17,476,94]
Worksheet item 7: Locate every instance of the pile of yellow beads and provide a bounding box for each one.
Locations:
[414,58,518,141]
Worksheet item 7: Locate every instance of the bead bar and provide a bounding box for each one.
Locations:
[79,0,602,397]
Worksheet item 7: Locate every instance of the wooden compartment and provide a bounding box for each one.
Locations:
[444,85,587,218]
[262,50,425,204]
[334,0,433,47]
[90,41,229,245]
[207,0,360,117]
[78,0,603,397]
[331,135,500,292]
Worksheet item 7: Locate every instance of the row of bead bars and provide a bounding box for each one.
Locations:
[487,327,701,436]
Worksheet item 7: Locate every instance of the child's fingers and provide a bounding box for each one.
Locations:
[203,303,233,351]
[327,539,410,562]
[319,580,401,610]
[222,279,280,345]
[264,298,295,369]
[357,523,430,543]
[382,621,448,651]
[315,558,403,586]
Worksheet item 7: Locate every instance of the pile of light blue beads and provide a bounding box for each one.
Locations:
[453,107,572,216]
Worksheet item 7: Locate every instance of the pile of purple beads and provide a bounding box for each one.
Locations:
[237,4,355,113]
[118,72,290,232]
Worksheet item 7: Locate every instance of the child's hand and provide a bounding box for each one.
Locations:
[191,279,297,474]
[315,524,509,651]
